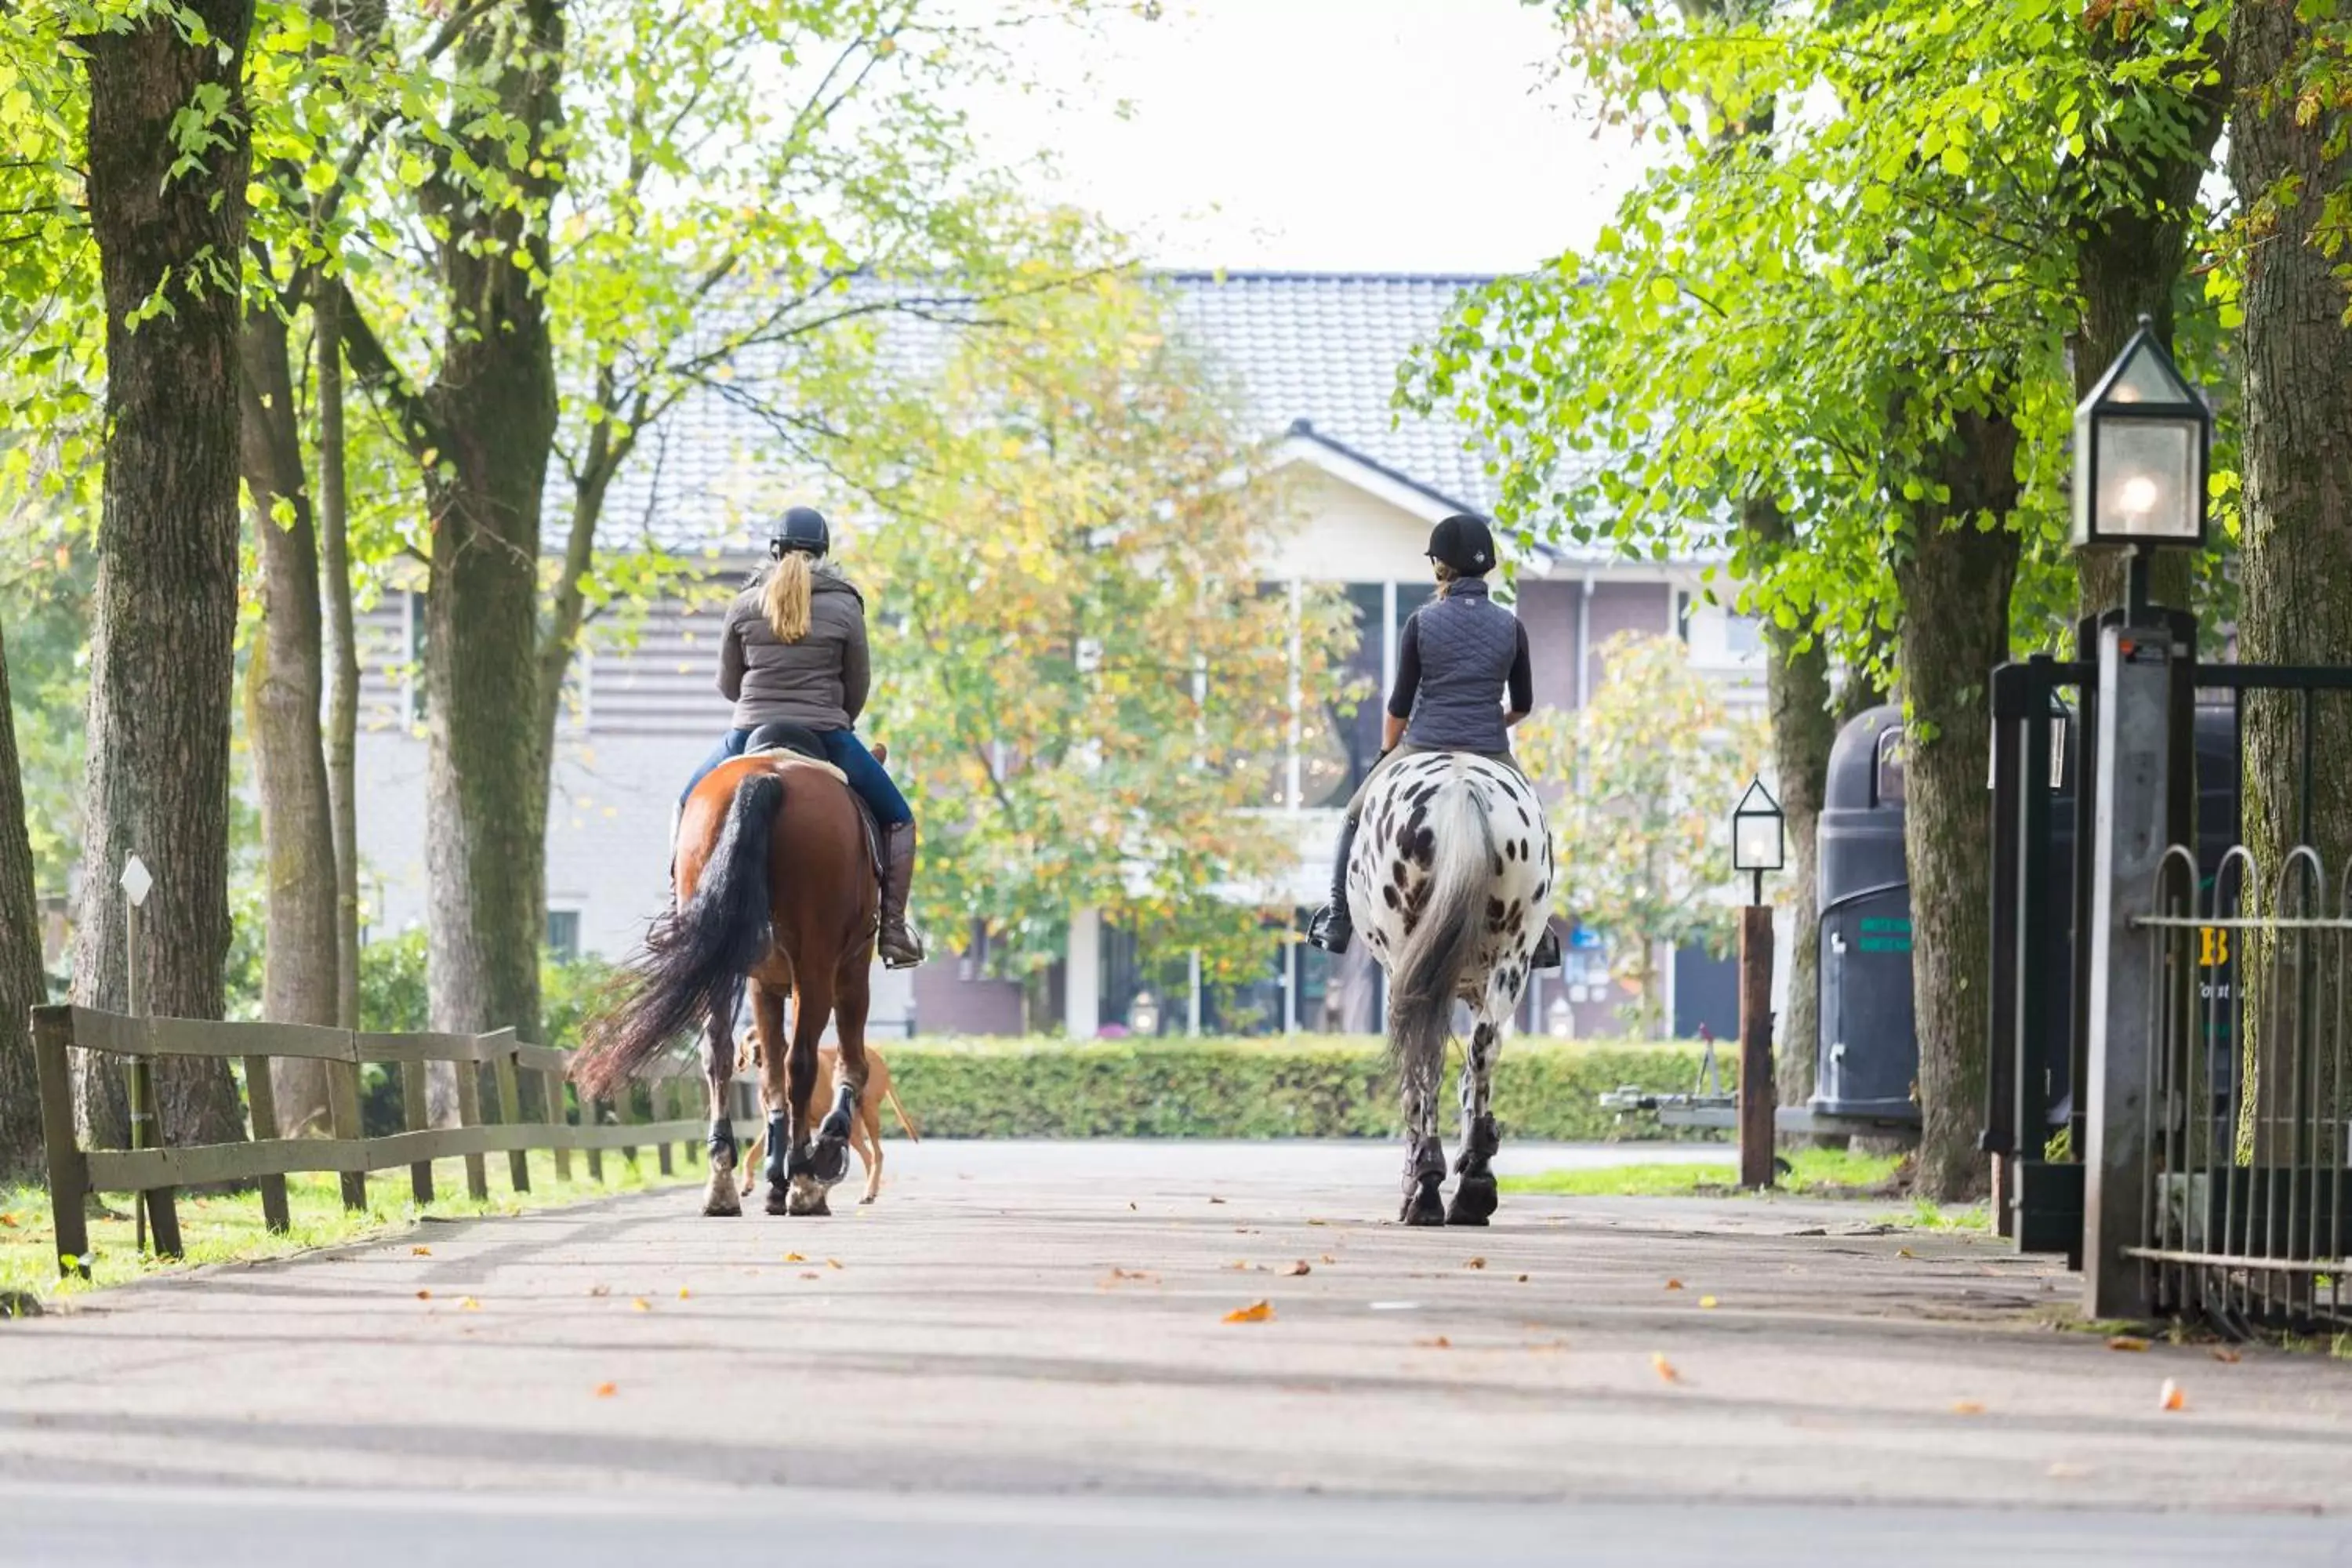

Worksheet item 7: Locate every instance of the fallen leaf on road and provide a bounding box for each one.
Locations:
[1102,1268,1158,1287]
[800,1272,820,1280]
[1307,1218,1328,1226]
[1208,1196,1226,1205]
[2048,1462,2089,1479]
[1127,1203,1137,1211]
[2209,1348,2243,1364]
[1664,1279,1684,1291]
[589,1285,610,1298]
[416,1290,431,1301]
[631,1298,652,1312]
[412,1246,431,1256]
[1223,1300,1274,1323]
[1651,1353,1681,1384]
[1417,1336,1452,1348]
[593,1383,617,1399]
[1320,1254,1338,1265]
[1896,1247,1915,1259]
[459,1298,481,1312]
[2107,1336,2151,1352]
[1464,1258,1486,1270]
[1951,1399,1985,1415]
[1515,1274,1530,1283]
[677,1287,691,1300]
[2159,1379,2186,1412]
[826,1259,844,1270]
[782,1252,806,1263]
[1700,1296,1719,1309]
[1281,1261,1312,1276]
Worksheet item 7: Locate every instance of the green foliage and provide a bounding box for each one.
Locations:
[1501,1145,1900,1198]
[355,927,612,1047]
[1406,0,2235,670]
[879,1035,1725,1142]
[843,274,1358,982]
[1520,632,1766,1036]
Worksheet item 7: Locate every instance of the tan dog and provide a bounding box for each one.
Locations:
[738,1038,919,1206]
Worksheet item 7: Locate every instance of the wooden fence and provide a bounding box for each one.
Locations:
[30,1004,749,1279]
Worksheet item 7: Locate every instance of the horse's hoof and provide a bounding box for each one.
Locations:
[1400,1178,1446,1227]
[786,1175,832,1218]
[1446,1175,1498,1226]
[702,1184,742,1218]
[764,1181,793,1217]
[807,1137,849,1187]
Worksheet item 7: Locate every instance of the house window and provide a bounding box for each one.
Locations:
[1724,614,1763,657]
[1675,590,1692,642]
[546,909,582,962]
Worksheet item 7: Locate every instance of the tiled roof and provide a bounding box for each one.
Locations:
[576,270,1604,559]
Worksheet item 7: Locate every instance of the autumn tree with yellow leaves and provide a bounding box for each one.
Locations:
[855,277,1357,984]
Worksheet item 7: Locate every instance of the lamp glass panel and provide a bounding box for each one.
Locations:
[2092,418,2198,540]
[1733,813,1782,871]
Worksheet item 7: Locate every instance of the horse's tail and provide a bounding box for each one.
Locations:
[573,772,784,1102]
[1386,761,1494,1096]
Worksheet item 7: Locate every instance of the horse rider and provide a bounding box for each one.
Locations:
[1308,512,1562,972]
[677,506,924,969]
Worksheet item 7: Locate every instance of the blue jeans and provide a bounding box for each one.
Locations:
[681,728,912,828]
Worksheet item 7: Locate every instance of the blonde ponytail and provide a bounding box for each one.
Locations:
[1432,561,1461,600]
[764,552,814,644]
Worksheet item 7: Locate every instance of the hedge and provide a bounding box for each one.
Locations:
[873,1035,1731,1143]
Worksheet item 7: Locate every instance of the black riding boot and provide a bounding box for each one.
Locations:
[1306,816,1360,955]
[878,822,924,970]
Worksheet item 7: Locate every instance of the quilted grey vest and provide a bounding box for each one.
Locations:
[1403,579,1517,753]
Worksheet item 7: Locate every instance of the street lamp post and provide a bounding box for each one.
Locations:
[1730,777,1785,1190]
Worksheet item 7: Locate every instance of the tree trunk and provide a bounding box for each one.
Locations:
[415,0,564,1059]
[317,292,363,1034]
[1747,496,1839,1112]
[70,0,257,1151]
[238,306,343,1132]
[2230,0,2352,1152]
[0,626,49,1180]
[1894,411,2022,1202]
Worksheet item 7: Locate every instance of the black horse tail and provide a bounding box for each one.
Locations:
[1385,762,1494,1102]
[574,773,783,1102]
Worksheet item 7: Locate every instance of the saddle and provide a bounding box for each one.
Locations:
[741,722,886,892]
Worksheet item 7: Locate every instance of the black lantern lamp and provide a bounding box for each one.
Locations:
[1731,775,1784,907]
[2072,315,2212,619]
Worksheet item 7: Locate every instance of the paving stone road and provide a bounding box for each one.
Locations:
[2,1141,2347,1563]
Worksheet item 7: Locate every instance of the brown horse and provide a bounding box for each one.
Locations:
[572,749,878,1218]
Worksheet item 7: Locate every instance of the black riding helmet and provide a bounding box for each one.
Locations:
[1426,513,1497,576]
[768,505,830,560]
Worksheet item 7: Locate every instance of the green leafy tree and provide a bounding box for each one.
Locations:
[846,274,1356,989]
[1519,632,1766,1040]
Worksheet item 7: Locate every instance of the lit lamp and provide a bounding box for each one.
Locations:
[2071,315,2212,618]
[1731,775,1784,907]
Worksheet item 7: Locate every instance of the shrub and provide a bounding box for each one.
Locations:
[876,1034,1729,1142]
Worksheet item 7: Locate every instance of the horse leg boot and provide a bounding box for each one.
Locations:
[877,822,925,969]
[1306,815,1360,955]
[808,1079,857,1187]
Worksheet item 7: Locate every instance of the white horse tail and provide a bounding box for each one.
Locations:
[1387,760,1495,1089]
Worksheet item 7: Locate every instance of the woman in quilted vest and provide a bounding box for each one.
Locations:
[678,506,923,968]
[1308,513,1560,971]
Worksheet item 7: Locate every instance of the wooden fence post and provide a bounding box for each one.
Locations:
[455,1047,489,1203]
[32,1008,91,1279]
[655,1076,676,1178]
[679,1077,700,1168]
[543,1066,572,1184]
[492,1036,530,1194]
[615,1080,639,1171]
[584,1090,605,1184]
[241,1050,295,1232]
[327,1051,368,1213]
[401,1054,435,1205]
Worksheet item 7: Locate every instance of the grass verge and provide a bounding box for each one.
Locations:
[1,1149,696,1312]
[1500,1147,1904,1199]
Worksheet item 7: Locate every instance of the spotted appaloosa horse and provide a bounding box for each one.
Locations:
[1350,750,1554,1226]
[573,748,879,1219]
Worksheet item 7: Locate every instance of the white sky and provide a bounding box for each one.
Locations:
[969,0,1650,274]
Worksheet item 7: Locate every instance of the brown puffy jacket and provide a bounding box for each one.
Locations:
[717,564,870,731]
